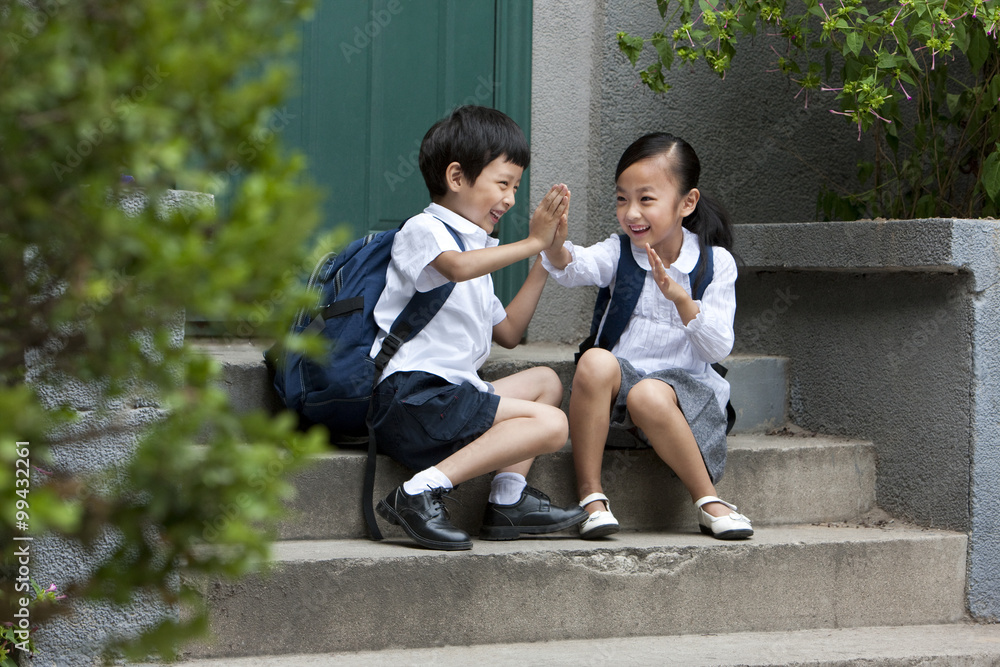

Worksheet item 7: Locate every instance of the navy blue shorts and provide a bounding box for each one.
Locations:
[371,371,500,471]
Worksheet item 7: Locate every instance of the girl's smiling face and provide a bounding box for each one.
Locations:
[615,155,699,264]
[445,156,523,233]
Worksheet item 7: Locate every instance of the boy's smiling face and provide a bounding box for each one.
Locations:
[439,156,523,233]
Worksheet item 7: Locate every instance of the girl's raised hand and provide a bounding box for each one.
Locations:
[646,243,685,303]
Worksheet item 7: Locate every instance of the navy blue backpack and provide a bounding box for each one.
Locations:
[268,217,464,539]
[576,234,735,433]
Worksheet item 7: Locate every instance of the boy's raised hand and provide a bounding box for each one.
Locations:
[546,188,570,256]
[528,184,569,250]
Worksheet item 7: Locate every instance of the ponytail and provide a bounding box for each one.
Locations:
[684,192,736,291]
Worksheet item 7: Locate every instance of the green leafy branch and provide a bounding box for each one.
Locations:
[1,0,332,661]
[618,0,1000,219]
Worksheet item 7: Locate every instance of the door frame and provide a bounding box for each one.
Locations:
[492,0,533,304]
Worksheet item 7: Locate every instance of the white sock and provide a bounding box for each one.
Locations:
[403,466,453,495]
[490,472,527,505]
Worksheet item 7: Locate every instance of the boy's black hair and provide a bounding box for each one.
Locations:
[419,105,531,198]
[615,133,737,281]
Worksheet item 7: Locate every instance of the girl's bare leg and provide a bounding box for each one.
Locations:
[568,348,621,513]
[626,378,730,518]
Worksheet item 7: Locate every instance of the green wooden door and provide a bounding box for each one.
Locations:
[285,0,532,303]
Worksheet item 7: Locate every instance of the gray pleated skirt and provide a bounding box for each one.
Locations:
[609,357,727,483]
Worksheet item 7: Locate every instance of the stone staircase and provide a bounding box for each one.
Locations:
[162,341,1000,665]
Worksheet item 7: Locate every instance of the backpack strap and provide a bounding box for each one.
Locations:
[689,243,714,301]
[575,235,644,363]
[596,234,645,352]
[363,218,465,541]
[711,361,737,434]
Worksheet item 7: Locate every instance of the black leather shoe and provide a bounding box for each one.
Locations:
[376,486,472,551]
[480,485,588,540]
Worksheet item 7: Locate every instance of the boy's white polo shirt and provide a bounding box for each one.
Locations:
[370,203,507,392]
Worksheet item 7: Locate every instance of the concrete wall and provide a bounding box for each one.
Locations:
[735,269,973,529]
[528,0,868,342]
[530,0,603,344]
[732,219,1000,621]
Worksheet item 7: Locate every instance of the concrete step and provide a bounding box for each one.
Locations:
[157,622,1000,666]
[183,525,969,660]
[279,433,875,541]
[195,341,788,434]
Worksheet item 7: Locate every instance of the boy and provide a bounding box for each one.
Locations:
[371,105,585,550]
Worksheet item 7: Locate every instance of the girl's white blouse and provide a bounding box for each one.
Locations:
[541,227,736,411]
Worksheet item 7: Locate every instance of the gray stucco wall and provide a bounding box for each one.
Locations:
[968,271,1000,620]
[735,269,973,529]
[733,219,1000,621]
[528,0,867,342]
[530,0,603,344]
[29,385,173,666]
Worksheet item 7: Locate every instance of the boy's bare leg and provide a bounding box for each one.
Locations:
[435,366,567,485]
[569,348,621,512]
[492,365,565,477]
[625,379,729,518]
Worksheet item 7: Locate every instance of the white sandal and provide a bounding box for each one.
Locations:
[578,492,620,539]
[695,496,753,539]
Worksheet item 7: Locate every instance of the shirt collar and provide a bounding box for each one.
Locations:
[424,203,495,247]
[631,227,701,272]
[672,227,701,273]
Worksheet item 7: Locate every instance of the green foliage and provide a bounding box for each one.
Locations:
[619,0,1000,220]
[0,0,332,660]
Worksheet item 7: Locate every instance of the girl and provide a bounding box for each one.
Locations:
[541,132,752,540]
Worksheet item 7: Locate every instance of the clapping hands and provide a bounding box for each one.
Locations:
[529,183,570,251]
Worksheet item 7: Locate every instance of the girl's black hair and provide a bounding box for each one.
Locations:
[419,105,531,198]
[615,133,735,272]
